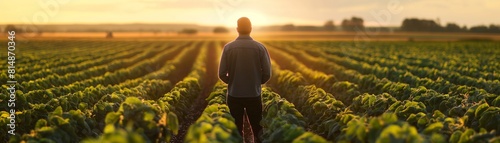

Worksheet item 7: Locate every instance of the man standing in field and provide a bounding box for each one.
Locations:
[218,17,272,143]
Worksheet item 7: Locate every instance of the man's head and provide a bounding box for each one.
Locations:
[237,17,252,35]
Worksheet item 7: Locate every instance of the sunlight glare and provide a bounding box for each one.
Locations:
[223,9,270,27]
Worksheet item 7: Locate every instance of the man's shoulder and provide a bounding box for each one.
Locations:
[252,40,264,47]
[253,41,266,48]
[223,41,235,50]
[224,40,243,47]
[225,38,265,50]
[249,40,267,51]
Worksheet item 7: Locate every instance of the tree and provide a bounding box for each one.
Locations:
[341,17,364,31]
[467,25,500,33]
[489,25,500,33]
[445,23,461,32]
[178,29,198,35]
[469,25,489,33]
[401,18,443,32]
[323,20,335,31]
[461,26,468,32]
[295,26,321,31]
[213,26,229,33]
[281,24,295,31]
[4,25,18,33]
[106,31,113,38]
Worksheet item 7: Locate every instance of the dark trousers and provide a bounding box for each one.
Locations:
[227,95,262,142]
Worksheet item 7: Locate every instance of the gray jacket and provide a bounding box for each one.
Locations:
[218,35,272,98]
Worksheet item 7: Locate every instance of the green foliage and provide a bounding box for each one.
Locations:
[423,122,444,134]
[330,81,361,105]
[5,40,500,143]
[83,124,147,143]
[92,97,177,142]
[492,96,500,107]
[185,82,242,143]
[185,105,241,143]
[388,100,427,119]
[336,113,423,143]
[19,106,90,142]
[351,93,397,116]
[292,132,329,143]
[261,88,328,143]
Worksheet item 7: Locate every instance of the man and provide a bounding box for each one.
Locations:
[218,17,272,143]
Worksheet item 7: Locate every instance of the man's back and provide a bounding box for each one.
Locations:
[218,35,271,97]
[219,17,269,143]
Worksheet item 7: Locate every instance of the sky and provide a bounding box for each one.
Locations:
[1,0,499,27]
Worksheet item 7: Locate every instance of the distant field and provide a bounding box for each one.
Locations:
[1,38,499,142]
[5,31,500,41]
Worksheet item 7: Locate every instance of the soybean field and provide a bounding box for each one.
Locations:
[1,39,500,143]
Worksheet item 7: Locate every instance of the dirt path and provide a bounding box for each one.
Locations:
[171,40,256,143]
[242,114,256,143]
[165,42,199,84]
[171,41,218,143]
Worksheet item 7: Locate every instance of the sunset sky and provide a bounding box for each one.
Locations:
[1,0,499,27]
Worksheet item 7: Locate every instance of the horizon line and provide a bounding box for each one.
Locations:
[0,22,402,28]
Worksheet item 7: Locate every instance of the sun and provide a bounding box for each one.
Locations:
[222,9,270,27]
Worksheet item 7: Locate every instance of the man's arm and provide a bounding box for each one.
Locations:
[261,46,272,84]
[219,47,229,84]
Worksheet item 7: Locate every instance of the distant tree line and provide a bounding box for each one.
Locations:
[213,26,229,33]
[274,17,499,34]
[276,17,366,32]
[178,29,198,35]
[401,18,500,33]
[277,17,367,32]
[4,25,19,33]
[280,20,338,31]
[341,17,364,31]
[3,24,45,36]
[5,17,499,34]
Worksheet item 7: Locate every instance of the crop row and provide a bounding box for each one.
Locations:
[3,41,137,75]
[1,42,194,110]
[299,41,500,80]
[304,43,500,96]
[318,43,500,94]
[260,87,328,143]
[269,41,498,111]
[3,41,209,142]
[264,41,500,142]
[266,46,336,89]
[17,42,185,92]
[85,41,209,142]
[269,41,499,100]
[13,43,146,83]
[0,41,200,140]
[184,82,242,143]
